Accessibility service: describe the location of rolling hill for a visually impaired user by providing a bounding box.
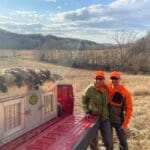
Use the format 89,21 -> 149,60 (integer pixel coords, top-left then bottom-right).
0,29 -> 108,50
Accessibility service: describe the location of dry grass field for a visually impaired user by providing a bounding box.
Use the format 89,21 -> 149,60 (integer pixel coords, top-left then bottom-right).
0,57 -> 150,150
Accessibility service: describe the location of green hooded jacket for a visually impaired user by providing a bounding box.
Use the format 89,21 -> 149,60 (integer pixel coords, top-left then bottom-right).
82,84 -> 109,121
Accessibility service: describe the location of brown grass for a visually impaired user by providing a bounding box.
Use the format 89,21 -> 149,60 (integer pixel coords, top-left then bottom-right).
0,57 -> 150,150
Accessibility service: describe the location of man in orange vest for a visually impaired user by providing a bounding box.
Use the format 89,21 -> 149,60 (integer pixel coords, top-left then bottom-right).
108,71 -> 133,150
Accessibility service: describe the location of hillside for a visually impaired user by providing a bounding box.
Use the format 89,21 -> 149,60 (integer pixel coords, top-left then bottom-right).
132,33 -> 150,52
0,29 -> 107,50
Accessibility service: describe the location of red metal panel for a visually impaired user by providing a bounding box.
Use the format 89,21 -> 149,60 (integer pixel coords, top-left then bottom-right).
0,115 -> 97,150
17,115 -> 97,150
0,116 -> 65,150
57,84 -> 74,115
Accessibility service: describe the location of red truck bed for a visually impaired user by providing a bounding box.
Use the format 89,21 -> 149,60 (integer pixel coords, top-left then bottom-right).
1,115 -> 99,150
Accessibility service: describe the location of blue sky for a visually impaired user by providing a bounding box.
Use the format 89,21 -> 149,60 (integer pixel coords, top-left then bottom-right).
0,0 -> 150,43
0,0 -> 114,12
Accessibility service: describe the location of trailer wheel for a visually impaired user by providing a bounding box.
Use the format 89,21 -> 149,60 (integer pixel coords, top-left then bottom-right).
57,102 -> 63,116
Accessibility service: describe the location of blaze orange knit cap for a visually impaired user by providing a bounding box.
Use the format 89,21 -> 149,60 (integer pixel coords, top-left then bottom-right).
110,71 -> 121,79
93,71 -> 105,79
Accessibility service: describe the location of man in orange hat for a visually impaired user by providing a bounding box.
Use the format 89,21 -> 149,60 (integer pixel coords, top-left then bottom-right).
82,71 -> 113,150
108,71 -> 133,150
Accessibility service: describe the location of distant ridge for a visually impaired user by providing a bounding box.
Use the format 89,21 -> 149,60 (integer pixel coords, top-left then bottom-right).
0,29 -> 109,50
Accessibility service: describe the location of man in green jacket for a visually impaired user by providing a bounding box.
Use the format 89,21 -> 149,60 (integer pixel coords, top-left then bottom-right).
82,71 -> 113,150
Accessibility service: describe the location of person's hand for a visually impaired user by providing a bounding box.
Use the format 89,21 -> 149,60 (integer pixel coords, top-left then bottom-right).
85,113 -> 92,119
120,127 -> 129,135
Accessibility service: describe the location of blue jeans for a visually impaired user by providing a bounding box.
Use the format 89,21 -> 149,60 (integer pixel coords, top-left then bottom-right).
99,120 -> 113,150
111,123 -> 128,150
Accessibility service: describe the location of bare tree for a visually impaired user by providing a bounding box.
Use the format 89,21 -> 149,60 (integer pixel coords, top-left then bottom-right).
112,31 -> 137,71
129,32 -> 150,72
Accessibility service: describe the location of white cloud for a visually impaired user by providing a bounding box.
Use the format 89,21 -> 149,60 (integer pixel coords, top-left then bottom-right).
46,0 -> 149,42
51,5 -> 104,22
0,22 -> 44,34
51,0 -> 150,30
0,0 -> 149,43
110,0 -> 149,10
15,10 -> 40,18
7,10 -> 48,24
0,20 -> 147,43
0,15 -> 14,24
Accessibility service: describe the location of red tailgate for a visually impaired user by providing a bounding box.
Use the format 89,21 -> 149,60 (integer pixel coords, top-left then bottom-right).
1,115 -> 98,150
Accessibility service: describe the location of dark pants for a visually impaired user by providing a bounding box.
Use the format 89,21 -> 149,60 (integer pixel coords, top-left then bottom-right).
111,123 -> 128,150
100,120 -> 113,150
91,120 -> 113,150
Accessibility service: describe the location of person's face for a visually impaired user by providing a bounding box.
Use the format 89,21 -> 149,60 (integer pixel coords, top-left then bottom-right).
110,77 -> 120,87
94,78 -> 104,87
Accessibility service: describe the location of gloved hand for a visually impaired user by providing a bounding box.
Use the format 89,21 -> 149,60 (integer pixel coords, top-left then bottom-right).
120,126 -> 129,136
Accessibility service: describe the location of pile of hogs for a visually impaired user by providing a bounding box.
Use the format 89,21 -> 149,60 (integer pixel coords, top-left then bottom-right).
0,68 -> 63,93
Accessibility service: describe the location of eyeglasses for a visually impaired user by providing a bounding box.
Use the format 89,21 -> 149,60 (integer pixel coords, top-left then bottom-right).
110,77 -> 119,80
95,77 -> 104,80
